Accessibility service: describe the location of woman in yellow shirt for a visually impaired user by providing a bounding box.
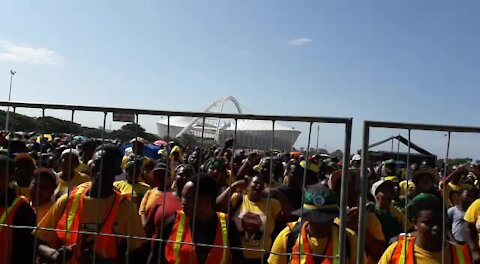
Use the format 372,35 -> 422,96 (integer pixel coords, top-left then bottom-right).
217,175 -> 282,262
379,193 -> 470,264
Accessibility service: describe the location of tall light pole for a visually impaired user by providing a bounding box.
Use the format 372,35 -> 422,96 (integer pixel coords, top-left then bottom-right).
5,70 -> 16,131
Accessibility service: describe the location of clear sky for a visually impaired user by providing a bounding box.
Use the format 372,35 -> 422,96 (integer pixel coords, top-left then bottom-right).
1,1 -> 479,159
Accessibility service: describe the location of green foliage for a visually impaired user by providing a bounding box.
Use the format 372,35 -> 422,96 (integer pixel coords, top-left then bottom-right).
0,110 -> 158,143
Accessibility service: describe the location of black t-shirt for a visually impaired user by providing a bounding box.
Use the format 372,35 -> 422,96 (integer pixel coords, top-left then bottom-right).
0,187 -> 36,263
158,211 -> 243,264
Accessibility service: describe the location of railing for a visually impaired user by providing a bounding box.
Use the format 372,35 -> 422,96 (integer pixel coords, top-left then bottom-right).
0,101 -> 353,264
358,120 -> 480,264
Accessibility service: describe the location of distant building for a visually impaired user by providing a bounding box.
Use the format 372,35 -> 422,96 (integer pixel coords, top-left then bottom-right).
157,96 -> 301,151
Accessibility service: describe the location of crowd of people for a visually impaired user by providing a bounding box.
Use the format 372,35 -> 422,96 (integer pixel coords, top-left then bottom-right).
1,132 -> 480,264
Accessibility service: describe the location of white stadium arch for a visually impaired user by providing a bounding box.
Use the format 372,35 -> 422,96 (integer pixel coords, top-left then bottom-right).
156,96 -> 300,151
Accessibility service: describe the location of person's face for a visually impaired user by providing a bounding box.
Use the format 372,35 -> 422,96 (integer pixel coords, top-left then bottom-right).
90,150 -> 121,185
127,165 -> 142,180
82,148 -> 95,162
461,189 -> 477,209
224,152 -> 232,163
260,160 -> 271,179
189,153 -> 199,166
151,168 -> 167,189
385,165 -> 396,176
14,160 -> 35,186
181,181 -> 211,218
247,176 -> 265,201
414,209 -> 442,240
287,164 -> 303,189
29,175 -> 55,206
60,154 -> 79,173
415,174 -> 435,192
175,167 -> 192,192
375,186 -> 394,209
231,159 -> 242,175
208,167 -> 224,183
351,160 -> 361,168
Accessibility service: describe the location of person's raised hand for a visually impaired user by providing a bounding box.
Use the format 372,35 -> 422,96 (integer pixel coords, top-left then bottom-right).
231,179 -> 248,192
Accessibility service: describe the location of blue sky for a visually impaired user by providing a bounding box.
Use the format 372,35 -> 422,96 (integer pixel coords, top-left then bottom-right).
1,1 -> 479,158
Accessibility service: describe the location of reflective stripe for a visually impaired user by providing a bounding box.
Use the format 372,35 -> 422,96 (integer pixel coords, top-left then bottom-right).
174,212 -> 186,264
399,236 -> 407,264
65,186 -> 84,240
0,196 -> 23,227
298,226 -> 306,264
453,244 -> 465,264
332,229 -> 339,264
391,235 -> 415,264
219,212 -> 228,264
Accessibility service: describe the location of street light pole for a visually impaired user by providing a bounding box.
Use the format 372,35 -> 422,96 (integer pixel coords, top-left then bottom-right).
5,70 -> 16,131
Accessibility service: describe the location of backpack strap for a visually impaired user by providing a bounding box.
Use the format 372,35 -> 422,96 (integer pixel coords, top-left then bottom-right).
286,222 -> 303,254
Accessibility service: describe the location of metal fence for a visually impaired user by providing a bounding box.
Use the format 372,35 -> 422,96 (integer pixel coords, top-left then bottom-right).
358,120 -> 480,264
0,101 -> 352,264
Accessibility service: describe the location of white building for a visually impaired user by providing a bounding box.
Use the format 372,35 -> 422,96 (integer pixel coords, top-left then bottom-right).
156,96 -> 301,151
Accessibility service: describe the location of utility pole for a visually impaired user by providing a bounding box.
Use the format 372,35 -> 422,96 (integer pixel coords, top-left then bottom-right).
5,70 -> 16,131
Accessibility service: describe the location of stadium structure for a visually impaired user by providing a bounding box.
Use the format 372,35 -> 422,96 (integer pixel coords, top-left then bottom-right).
156,96 -> 301,151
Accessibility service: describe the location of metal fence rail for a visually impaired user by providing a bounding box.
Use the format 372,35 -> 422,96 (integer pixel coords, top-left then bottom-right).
358,120 -> 480,264
0,101 -> 353,264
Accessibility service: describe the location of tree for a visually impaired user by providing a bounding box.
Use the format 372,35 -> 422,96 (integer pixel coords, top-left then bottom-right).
329,149 -> 344,159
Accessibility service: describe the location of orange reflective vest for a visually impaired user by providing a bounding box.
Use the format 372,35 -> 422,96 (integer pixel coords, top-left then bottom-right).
56,184 -> 122,260
0,196 -> 27,264
164,210 -> 229,264
391,234 -> 472,264
290,222 -> 339,264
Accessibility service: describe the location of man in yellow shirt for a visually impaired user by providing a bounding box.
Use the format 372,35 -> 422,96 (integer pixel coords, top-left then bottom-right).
268,184 -> 360,264
76,140 -> 97,173
367,179 -> 409,243
114,154 -> 151,207
54,149 -> 89,199
34,144 -> 147,263
379,193 -> 470,264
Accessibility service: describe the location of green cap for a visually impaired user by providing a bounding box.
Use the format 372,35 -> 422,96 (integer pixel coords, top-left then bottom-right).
291,184 -> 339,223
125,155 -> 144,170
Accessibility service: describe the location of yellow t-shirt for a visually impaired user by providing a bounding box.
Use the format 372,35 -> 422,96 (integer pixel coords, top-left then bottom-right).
444,182 -> 472,207
268,222 -> 359,264
54,171 -> 90,199
389,204 -> 412,232
464,198 -> 480,246
399,180 -> 415,198
139,188 -> 161,216
18,186 -> 31,199
33,183 -> 146,261
378,239 -> 452,264
113,180 -> 151,198
75,162 -> 88,174
334,211 -> 385,242
231,193 -> 281,259
121,155 -> 149,170
35,200 -> 54,224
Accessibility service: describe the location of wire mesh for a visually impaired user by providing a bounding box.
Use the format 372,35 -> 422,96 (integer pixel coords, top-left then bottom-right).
359,120 -> 480,264
0,101 -> 352,264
